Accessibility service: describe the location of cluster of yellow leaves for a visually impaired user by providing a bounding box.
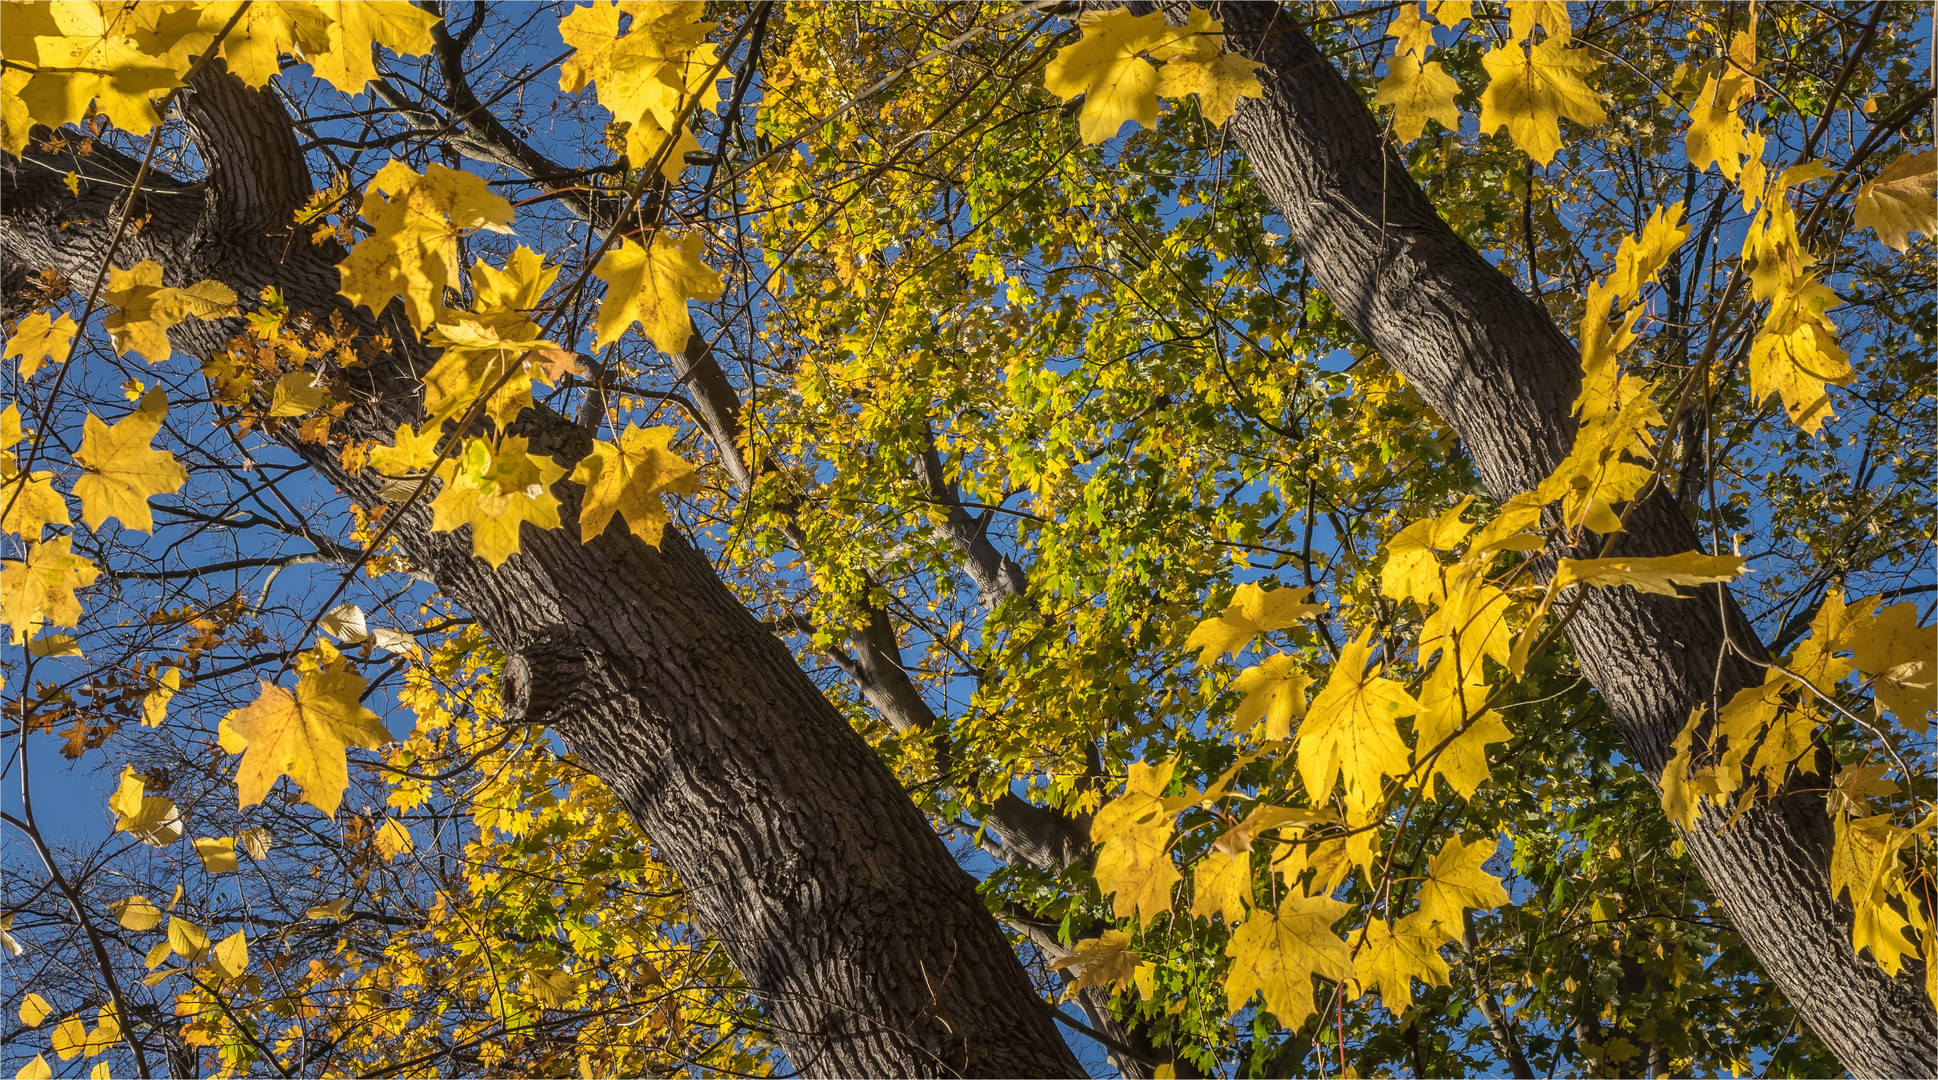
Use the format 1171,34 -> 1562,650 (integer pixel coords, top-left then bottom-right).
18,997 -> 121,1075
1,389 -> 189,654
338,161 -> 515,332
1086,744 -> 1511,1026
1659,589 -> 1935,1003
1042,8 -> 1264,145
1684,25 -> 1758,180
558,0 -> 723,178
422,246 -> 579,427
5,339 -> 201,659
1738,144 -> 1851,433
0,0 -> 438,157
330,161 -> 709,568
1364,1 -> 1604,159
1083,205 -> 1775,1029
1681,18 -> 1875,436
1372,1 -> 1471,143
1538,202 -> 1690,534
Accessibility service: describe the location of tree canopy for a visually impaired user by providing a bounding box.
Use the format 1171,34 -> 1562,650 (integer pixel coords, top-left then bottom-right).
2,2 -> 1933,1078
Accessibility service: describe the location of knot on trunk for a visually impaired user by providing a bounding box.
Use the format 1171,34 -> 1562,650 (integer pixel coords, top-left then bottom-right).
500,625 -> 593,726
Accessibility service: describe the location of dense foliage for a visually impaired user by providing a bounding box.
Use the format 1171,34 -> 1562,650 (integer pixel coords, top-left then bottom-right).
2,2 -> 1932,1077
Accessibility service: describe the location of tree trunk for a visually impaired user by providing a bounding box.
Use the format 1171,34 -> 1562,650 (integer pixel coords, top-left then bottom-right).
1203,4 -> 1934,1075
1,68 -> 1082,1079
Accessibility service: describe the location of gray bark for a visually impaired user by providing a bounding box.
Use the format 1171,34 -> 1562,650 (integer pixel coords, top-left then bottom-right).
1,68 -> 1082,1078
1202,4 -> 1935,1075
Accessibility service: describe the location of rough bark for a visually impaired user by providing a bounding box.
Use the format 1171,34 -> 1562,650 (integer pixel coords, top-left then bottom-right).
1,68 -> 1082,1078
1201,4 -> 1935,1075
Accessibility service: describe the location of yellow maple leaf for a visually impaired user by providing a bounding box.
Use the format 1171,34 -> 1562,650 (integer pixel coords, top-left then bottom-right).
223,661 -> 390,816
1352,912 -> 1453,1013
1155,50 -> 1264,127
1091,759 -> 1181,924
338,161 -> 514,331
1506,0 -> 1573,42
19,2 -> 184,140
424,247 -> 574,426
1232,654 -> 1310,742
1478,37 -> 1605,165
1747,280 -> 1852,435
1047,928 -> 1140,998
1374,56 -> 1461,143
111,894 -> 162,931
5,310 -> 77,379
1413,662 -> 1512,800
571,424 -> 701,545
1830,812 -> 1921,975
102,262 -> 239,364
1554,552 -> 1746,596
303,0 -> 440,94
72,389 -> 187,533
1298,629 -> 1417,812
193,1 -> 332,88
1185,582 -> 1324,663
1412,835 -> 1509,938
2,442 -> 71,542
1043,9 -> 1172,144
1224,890 -> 1353,1026
1850,601 -> 1935,729
1380,497 -> 1477,605
369,421 -> 444,476
429,436 -> 566,568
559,0 -> 721,177
1854,150 -> 1936,252
591,231 -> 723,354
1,535 -> 99,644
374,817 -> 413,860
1190,847 -> 1253,924
194,837 -> 238,873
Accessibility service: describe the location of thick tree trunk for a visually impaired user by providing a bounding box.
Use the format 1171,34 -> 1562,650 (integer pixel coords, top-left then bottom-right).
1,69 -> 1082,1079
1203,4 -> 1935,1075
